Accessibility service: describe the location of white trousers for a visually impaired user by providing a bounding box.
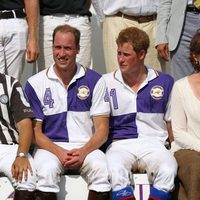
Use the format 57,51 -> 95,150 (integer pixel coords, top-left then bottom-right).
0,18 -> 28,80
103,15 -> 167,72
34,142 -> 111,193
0,144 -> 36,191
38,15 -> 92,71
106,138 -> 177,192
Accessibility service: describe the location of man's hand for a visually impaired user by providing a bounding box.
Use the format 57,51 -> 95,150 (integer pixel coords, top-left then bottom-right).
57,148 -> 74,166
11,157 -> 33,182
26,39 -> 39,63
62,148 -> 87,169
156,43 -> 169,61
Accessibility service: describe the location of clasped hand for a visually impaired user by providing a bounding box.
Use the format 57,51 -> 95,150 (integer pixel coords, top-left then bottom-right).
61,148 -> 86,169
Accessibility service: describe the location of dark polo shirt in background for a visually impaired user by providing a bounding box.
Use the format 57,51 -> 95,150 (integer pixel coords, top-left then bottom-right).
40,0 -> 92,16
0,0 -> 24,10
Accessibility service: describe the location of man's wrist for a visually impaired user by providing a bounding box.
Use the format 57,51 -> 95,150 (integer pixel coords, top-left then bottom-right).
16,152 -> 28,158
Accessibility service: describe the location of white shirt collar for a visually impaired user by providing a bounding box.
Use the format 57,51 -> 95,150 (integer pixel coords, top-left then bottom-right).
46,63 -> 86,83
113,67 -> 159,89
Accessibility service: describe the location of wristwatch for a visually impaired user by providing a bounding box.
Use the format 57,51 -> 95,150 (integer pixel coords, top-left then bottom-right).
16,152 -> 27,158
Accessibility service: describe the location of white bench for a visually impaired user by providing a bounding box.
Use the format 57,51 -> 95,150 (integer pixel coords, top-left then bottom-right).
0,173 -> 150,200
58,173 -> 151,200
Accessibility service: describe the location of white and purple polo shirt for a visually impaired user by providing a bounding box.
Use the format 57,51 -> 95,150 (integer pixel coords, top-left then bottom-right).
103,68 -> 174,143
25,64 -> 110,143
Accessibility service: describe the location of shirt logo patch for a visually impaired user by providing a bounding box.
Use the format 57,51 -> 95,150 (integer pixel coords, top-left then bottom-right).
77,85 -> 90,100
0,94 -> 8,104
150,86 -> 164,100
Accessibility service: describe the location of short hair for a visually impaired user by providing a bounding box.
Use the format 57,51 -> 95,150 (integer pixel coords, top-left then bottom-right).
52,24 -> 80,46
190,30 -> 200,73
116,27 -> 150,54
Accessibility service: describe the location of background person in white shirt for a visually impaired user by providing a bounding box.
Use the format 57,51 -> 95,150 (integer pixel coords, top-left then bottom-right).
101,0 -> 167,73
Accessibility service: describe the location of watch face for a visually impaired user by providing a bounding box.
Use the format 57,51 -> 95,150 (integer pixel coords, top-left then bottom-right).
17,153 -> 27,158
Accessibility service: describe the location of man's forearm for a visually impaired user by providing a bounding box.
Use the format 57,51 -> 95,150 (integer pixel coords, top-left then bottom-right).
17,119 -> 33,155
24,0 -> 39,41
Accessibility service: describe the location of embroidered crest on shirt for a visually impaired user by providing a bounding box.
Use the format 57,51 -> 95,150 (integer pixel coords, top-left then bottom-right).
0,94 -> 8,104
150,86 -> 164,100
77,85 -> 90,100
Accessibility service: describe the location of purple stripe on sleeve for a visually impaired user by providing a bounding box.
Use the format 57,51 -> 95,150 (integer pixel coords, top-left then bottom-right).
25,81 -> 44,120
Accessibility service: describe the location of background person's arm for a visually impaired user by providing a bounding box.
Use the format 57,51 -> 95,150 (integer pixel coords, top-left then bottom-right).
24,0 -> 39,62
155,0 -> 172,61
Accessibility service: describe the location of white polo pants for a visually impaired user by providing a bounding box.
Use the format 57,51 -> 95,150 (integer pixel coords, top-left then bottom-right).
106,138 -> 177,193
0,144 -> 36,191
34,142 -> 111,193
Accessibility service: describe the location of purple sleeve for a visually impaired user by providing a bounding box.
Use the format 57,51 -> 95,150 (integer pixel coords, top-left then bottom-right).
25,81 -> 44,121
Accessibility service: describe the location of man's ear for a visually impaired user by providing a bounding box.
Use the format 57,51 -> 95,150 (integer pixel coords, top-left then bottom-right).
77,45 -> 80,54
138,49 -> 146,60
